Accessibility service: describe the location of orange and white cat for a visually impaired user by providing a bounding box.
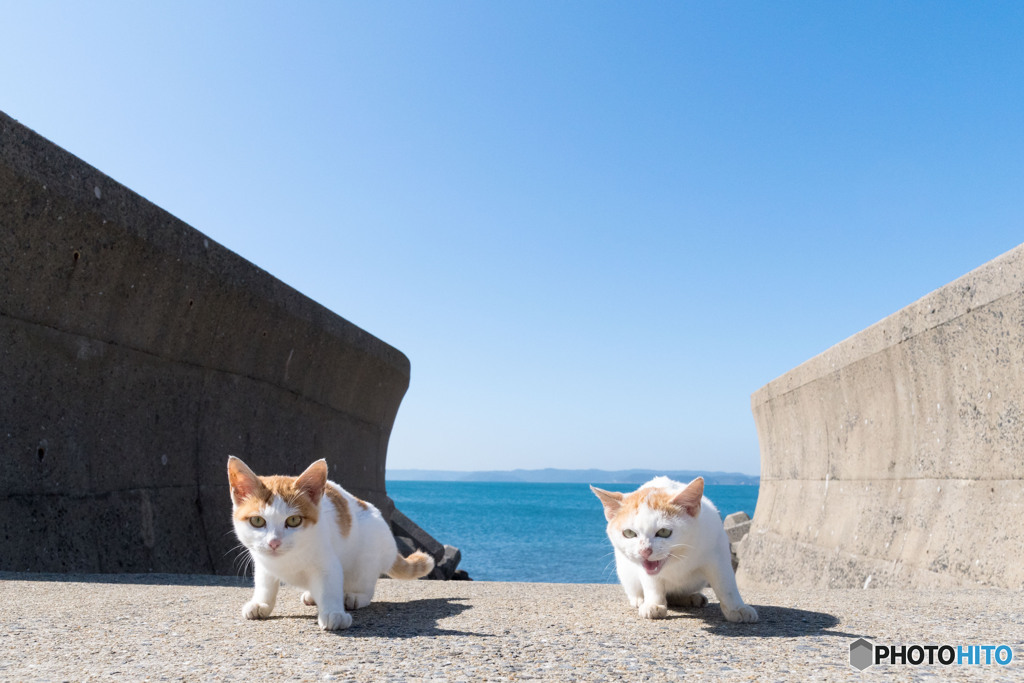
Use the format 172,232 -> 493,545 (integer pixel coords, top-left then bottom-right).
228,456 -> 434,630
591,476 -> 758,623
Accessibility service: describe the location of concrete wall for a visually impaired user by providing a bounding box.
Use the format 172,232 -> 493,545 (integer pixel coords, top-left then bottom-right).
0,111 -> 412,574
738,242 -> 1024,590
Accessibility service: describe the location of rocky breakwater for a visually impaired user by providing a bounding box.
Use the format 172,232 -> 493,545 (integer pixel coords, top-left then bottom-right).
391,509 -> 470,580
724,511 -> 752,571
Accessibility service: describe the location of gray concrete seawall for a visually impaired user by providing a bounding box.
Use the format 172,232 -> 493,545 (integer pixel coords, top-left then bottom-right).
739,242 -> 1024,590
0,111 -> 415,574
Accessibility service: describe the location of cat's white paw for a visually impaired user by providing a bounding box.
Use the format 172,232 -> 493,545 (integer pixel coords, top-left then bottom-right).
722,603 -> 759,623
628,595 -> 644,608
669,592 -> 708,608
318,610 -> 353,631
242,600 -> 273,620
638,602 -> 668,619
301,591 -> 316,606
344,593 -> 372,610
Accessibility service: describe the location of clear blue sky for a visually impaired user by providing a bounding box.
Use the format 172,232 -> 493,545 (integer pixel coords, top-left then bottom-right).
4,3 -> 1022,476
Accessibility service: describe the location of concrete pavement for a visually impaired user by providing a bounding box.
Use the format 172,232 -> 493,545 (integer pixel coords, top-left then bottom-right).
1,572 -> 1021,681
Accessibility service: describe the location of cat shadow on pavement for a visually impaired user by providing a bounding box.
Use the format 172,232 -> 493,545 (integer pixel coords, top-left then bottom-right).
669,603 -> 860,639
319,597 -> 485,639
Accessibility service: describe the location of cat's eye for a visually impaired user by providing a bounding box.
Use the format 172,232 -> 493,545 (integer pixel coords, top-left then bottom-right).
655,528 -> 672,538
248,516 -> 266,528
285,515 -> 303,528
622,529 -> 637,539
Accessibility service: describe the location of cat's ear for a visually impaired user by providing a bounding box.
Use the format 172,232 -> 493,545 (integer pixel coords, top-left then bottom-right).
295,459 -> 328,505
672,477 -> 704,517
227,456 -> 265,506
591,486 -> 625,522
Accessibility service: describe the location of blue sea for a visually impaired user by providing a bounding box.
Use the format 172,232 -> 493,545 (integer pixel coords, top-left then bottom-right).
387,481 -> 758,583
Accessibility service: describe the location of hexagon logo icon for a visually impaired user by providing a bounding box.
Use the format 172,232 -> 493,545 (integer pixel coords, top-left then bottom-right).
850,638 -> 874,670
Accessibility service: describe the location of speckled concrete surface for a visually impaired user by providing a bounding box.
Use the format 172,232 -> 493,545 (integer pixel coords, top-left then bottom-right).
1,573 -> 1021,681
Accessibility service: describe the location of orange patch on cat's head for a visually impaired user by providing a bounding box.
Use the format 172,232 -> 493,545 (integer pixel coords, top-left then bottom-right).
592,478 -> 704,527
227,456 -> 324,525
232,489 -> 272,522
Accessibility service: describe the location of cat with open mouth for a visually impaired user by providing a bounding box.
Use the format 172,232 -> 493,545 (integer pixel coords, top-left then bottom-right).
592,476 -> 758,623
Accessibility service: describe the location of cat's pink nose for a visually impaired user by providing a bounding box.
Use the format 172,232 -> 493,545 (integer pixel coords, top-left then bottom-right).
640,547 -> 652,559
268,538 -> 282,550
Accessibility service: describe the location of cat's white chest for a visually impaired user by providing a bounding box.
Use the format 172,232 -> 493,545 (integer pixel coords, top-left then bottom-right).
264,555 -> 311,586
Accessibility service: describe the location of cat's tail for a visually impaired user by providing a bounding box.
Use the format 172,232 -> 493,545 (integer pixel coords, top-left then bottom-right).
387,550 -> 435,580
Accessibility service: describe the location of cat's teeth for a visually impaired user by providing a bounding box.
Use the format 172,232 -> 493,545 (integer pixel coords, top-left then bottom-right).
642,559 -> 665,575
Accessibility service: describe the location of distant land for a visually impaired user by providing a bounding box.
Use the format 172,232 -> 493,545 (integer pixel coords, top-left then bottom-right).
386,468 -> 759,486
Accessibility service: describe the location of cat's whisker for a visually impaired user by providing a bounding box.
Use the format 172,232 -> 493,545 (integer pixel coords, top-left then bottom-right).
222,539 -> 256,578
594,549 -> 618,573
236,549 -> 252,570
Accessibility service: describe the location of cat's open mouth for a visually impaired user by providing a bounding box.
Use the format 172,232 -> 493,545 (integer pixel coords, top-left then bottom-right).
642,559 -> 665,575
